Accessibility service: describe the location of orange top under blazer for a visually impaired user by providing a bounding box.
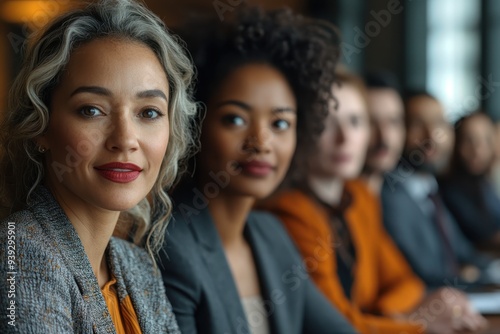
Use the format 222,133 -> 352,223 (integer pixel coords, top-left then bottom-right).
263,179 -> 426,334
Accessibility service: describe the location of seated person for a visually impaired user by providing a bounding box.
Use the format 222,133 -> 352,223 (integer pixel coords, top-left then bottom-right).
262,72 -> 486,334
440,111 -> 500,246
0,0 -> 195,332
158,8 -> 356,334
381,91 -> 499,288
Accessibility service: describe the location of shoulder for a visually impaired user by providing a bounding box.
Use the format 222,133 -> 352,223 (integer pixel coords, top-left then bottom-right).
260,189 -> 326,224
248,210 -> 287,236
0,211 -> 77,333
110,237 -> 157,273
158,212 -> 204,289
345,179 -> 378,206
247,210 -> 301,256
1,210 -> 68,273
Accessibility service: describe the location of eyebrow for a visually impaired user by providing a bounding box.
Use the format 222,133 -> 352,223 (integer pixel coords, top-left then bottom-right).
70,86 -> 168,102
137,89 -> 168,102
70,86 -> 111,97
215,100 -> 296,113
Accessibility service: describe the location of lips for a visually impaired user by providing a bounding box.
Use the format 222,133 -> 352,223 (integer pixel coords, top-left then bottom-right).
238,160 -> 275,177
331,154 -> 352,163
94,162 -> 142,183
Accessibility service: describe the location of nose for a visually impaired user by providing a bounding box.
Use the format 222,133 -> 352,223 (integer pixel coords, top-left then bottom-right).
334,123 -> 346,145
105,113 -> 139,153
243,121 -> 272,154
371,122 -> 383,146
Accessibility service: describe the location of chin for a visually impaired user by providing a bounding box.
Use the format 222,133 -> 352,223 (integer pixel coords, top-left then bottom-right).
230,182 -> 277,200
98,194 -> 147,212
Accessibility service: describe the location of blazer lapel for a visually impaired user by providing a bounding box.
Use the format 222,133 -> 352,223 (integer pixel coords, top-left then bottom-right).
244,213 -> 289,334
30,186 -> 115,334
188,207 -> 250,333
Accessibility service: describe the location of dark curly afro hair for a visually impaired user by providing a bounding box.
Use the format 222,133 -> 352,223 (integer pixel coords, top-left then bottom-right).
178,6 -> 341,184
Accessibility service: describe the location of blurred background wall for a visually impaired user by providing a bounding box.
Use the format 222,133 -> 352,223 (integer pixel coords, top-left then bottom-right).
1,0 -> 499,122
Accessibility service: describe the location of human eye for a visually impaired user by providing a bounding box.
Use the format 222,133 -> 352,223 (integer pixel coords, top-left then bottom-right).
350,114 -> 366,127
140,108 -> 165,120
272,119 -> 291,131
222,114 -> 246,127
78,106 -> 104,118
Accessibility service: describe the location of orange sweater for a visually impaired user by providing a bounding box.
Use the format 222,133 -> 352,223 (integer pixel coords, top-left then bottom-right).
263,180 -> 425,334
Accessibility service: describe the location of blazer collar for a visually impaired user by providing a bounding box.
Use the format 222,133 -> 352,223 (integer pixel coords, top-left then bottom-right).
180,203 -> 250,333
28,186 -> 115,333
244,214 -> 287,334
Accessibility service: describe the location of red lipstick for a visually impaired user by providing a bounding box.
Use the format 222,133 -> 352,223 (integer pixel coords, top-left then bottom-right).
94,162 -> 142,183
238,160 -> 275,177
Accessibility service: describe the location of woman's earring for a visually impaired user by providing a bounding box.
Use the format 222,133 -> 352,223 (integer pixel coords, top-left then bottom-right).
38,146 -> 47,153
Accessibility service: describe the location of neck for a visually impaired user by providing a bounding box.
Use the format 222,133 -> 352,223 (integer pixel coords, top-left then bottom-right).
50,187 -> 118,288
307,175 -> 344,206
206,191 -> 254,249
361,171 -> 384,195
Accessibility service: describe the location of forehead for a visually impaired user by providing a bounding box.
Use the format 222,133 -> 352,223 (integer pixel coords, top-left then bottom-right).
60,38 -> 169,90
331,83 -> 367,115
367,88 -> 403,118
406,95 -> 445,121
461,114 -> 494,134
210,63 -> 296,106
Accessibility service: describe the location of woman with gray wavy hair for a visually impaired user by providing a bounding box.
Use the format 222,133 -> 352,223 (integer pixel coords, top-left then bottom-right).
0,0 -> 196,333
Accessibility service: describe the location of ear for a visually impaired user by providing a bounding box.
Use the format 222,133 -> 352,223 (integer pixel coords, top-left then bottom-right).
34,134 -> 50,151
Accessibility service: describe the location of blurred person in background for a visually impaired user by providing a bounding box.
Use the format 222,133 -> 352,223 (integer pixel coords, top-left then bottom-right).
381,92 -> 500,289
439,112 -> 500,246
362,72 -> 405,195
492,120 -> 500,197
262,71 -> 486,334
159,8 -> 357,334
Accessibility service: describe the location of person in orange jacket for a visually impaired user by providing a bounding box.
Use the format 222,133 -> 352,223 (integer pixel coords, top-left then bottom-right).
261,70 -> 486,334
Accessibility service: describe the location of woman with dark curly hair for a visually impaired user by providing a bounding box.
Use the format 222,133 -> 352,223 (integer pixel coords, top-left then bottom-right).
158,7 -> 356,334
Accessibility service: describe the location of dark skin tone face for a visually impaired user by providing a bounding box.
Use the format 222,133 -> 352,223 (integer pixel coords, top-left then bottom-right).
198,63 -> 297,200
404,95 -> 454,173
196,63 -> 297,299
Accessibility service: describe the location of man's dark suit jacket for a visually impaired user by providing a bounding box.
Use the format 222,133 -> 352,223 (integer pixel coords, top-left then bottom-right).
381,176 -> 491,289
159,190 -> 357,334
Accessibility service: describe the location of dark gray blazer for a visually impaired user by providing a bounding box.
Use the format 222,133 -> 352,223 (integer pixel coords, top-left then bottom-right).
381,178 -> 492,289
0,186 -> 180,334
159,195 -> 357,334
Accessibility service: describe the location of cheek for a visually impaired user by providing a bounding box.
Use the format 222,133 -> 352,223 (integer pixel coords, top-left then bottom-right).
276,133 -> 296,168
46,124 -> 103,164
144,129 -> 170,169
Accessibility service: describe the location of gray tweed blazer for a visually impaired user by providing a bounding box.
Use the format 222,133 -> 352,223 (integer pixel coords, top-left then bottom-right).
0,186 -> 180,334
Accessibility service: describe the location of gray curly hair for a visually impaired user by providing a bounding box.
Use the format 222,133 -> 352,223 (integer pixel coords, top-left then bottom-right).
0,0 -> 198,256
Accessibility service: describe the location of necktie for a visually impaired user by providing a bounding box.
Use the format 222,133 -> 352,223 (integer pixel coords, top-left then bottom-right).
428,192 -> 459,276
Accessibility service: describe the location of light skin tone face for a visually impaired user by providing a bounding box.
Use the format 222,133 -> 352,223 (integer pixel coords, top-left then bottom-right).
365,88 -> 405,173
38,38 -> 170,215
495,123 -> 500,160
36,38 -> 170,285
457,114 -> 496,175
199,63 -> 297,200
309,82 -> 370,180
404,95 -> 454,173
